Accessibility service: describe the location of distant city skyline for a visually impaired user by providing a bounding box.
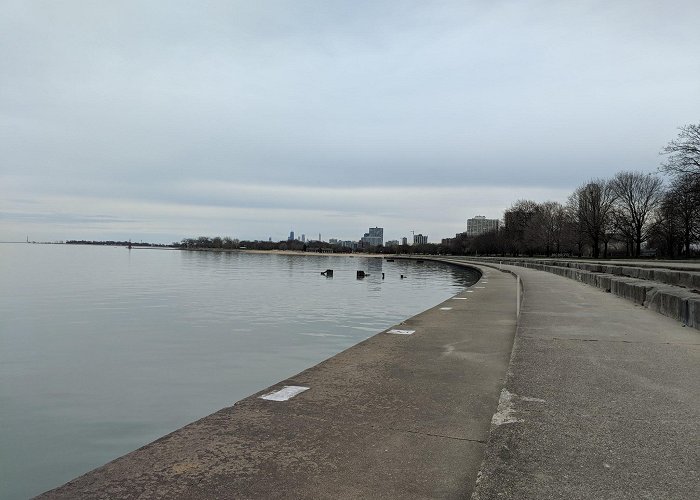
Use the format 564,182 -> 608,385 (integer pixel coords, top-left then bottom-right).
2,1 -> 699,244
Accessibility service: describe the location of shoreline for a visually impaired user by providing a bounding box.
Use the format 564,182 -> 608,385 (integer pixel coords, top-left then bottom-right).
32,257 -> 700,498
239,248 -> 386,258
39,261 -> 520,499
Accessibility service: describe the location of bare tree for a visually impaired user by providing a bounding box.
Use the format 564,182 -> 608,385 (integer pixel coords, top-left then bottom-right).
661,123 -> 700,176
563,199 -> 585,256
611,171 -> 664,257
611,206 -> 635,257
525,201 -> 567,256
550,202 -> 570,255
571,179 -> 617,258
503,199 -> 539,255
649,192 -> 681,258
667,173 -> 700,256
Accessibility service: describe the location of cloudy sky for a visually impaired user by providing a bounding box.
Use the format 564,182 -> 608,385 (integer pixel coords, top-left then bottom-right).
2,1 -> 699,243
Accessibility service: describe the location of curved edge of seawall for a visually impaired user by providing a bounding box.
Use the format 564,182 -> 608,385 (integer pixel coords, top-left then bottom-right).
37,262 -> 519,499
458,256 -> 700,330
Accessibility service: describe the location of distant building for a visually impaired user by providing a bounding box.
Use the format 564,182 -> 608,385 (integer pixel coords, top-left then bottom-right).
413,234 -> 428,245
443,232 -> 467,246
360,227 -> 384,247
288,231 -> 295,241
402,237 -> 408,246
466,216 -> 500,237
301,234 -> 306,243
329,238 -> 339,244
385,240 -> 399,246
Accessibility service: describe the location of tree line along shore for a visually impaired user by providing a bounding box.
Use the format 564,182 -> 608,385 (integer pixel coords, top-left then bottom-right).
177,124 -> 700,260
69,123 -> 699,260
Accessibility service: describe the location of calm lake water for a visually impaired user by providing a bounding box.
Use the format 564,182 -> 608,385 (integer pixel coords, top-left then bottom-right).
0,244 -> 478,499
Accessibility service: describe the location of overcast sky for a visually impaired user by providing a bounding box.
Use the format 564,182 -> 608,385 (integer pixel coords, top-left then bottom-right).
2,0 -> 699,243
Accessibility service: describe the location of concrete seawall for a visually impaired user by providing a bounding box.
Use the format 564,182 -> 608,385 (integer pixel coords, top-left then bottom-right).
445,257 -> 700,330
39,263 -> 519,499
36,256 -> 700,498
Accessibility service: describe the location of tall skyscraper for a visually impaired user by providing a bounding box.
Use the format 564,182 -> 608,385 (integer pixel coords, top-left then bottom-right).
288,231 -> 295,241
466,216 -> 500,237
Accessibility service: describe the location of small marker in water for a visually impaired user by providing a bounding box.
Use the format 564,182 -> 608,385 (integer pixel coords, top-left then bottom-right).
440,307 -> 452,311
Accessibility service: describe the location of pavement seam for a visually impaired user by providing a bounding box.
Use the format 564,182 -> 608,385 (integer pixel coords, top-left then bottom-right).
382,427 -> 487,444
520,335 -> 700,346
245,409 -> 489,445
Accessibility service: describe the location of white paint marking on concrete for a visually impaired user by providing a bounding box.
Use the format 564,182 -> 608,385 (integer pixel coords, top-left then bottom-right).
452,297 -> 468,300
439,307 -> 453,311
466,290 -> 474,293
388,329 -> 415,335
475,286 -> 486,289
521,396 -> 546,403
491,389 -> 523,426
260,386 -> 310,402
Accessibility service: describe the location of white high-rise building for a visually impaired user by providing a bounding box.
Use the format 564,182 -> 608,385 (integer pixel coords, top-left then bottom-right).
413,234 -> 428,245
360,227 -> 384,247
466,216 -> 500,237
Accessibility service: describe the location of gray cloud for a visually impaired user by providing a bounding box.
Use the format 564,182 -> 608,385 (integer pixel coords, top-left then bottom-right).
1,1 -> 699,242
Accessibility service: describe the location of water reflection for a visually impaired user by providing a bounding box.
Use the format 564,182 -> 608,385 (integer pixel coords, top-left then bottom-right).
0,245 -> 477,499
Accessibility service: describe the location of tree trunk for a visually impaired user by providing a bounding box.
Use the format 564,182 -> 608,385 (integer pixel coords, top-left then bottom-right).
636,228 -> 642,257
592,235 -> 600,258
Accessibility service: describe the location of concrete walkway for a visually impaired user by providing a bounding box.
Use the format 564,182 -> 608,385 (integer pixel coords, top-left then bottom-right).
472,264 -> 700,500
465,256 -> 700,271
39,265 -> 518,499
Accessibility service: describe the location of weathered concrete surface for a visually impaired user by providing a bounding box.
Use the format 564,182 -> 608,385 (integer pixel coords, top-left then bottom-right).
458,257 -> 700,330
38,265 -> 518,499
462,256 -> 700,290
471,265 -> 700,500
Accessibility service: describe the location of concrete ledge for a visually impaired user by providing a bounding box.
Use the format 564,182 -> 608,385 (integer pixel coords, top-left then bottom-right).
462,258 -> 700,331
687,297 -> 700,328
466,257 -> 700,290
646,287 -> 700,328
609,277 -> 653,305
